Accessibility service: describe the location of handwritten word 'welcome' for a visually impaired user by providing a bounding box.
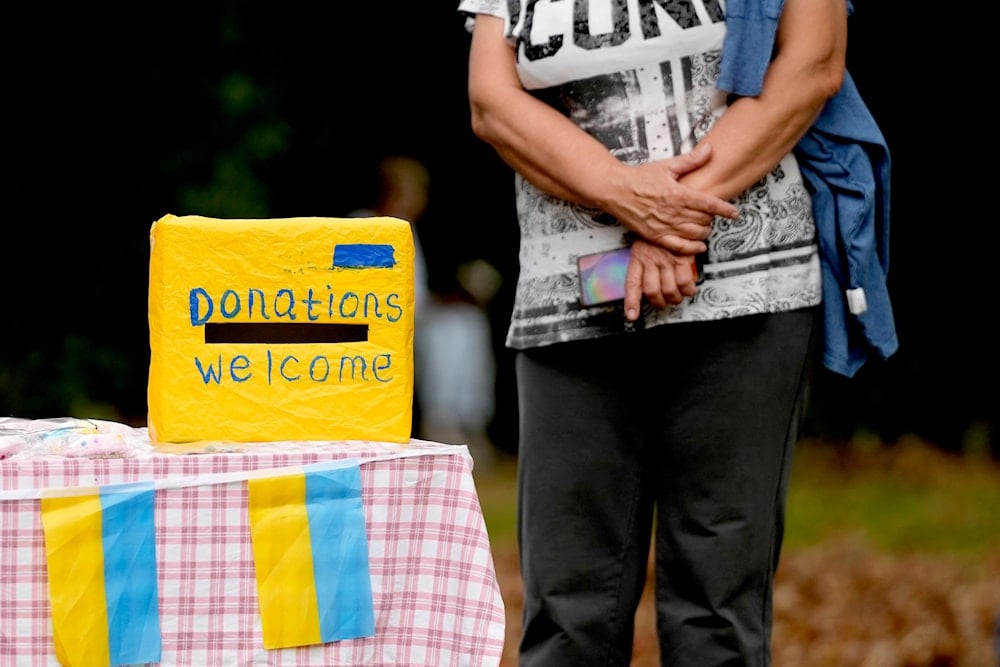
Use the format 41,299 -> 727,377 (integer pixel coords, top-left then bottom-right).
194,350 -> 393,385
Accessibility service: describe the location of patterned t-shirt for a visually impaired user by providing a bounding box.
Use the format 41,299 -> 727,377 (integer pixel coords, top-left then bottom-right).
459,0 -> 822,349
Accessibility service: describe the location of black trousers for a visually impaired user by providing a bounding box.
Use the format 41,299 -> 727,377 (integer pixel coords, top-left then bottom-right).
515,308 -> 819,666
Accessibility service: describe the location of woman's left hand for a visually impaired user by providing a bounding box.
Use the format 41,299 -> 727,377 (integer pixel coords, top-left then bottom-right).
623,239 -> 699,321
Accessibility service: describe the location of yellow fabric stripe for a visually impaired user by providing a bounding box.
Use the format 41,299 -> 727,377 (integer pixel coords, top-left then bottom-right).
248,473 -> 321,648
40,494 -> 111,667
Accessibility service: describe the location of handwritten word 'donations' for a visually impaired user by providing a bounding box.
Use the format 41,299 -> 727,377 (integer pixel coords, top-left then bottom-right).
189,286 -> 405,325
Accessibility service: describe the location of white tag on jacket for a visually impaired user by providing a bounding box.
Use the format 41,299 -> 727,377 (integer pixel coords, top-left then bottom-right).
846,288 -> 868,315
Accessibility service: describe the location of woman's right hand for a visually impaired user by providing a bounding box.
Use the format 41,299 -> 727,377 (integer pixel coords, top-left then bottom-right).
597,144 -> 739,255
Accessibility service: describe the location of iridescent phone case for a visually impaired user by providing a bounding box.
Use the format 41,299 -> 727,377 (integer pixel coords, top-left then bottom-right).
577,247 -> 630,306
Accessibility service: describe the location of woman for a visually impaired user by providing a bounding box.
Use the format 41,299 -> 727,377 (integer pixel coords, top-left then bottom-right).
460,0 -> 849,664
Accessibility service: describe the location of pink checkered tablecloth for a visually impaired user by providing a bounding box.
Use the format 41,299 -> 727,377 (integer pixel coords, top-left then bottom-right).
0,423 -> 505,667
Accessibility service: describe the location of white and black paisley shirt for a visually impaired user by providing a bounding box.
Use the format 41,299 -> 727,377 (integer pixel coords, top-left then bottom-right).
459,0 -> 821,349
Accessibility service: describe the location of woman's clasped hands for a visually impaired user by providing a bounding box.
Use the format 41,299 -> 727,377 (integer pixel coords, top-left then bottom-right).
602,143 -> 738,321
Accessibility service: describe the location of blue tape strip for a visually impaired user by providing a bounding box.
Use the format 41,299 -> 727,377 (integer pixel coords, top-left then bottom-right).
332,244 -> 396,268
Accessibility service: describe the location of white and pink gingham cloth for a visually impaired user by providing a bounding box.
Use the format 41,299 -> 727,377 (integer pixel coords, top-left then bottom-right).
0,425 -> 505,666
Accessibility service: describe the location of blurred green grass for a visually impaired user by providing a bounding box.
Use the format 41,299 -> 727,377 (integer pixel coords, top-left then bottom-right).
783,437 -> 1000,559
474,437 -> 1000,561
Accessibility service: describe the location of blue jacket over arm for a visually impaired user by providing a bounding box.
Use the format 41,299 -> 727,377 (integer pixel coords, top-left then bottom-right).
718,0 -> 898,378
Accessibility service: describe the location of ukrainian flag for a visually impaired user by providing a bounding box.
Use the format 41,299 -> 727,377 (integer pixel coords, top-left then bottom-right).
40,482 -> 161,667
248,461 -> 375,649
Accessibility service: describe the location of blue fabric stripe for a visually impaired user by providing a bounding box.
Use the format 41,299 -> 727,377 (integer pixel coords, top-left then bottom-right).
332,244 -> 396,268
305,466 -> 375,642
100,482 -> 162,666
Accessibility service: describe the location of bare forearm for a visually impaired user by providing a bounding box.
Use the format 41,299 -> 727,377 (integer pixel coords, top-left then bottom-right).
468,75 -> 622,207
682,0 -> 847,199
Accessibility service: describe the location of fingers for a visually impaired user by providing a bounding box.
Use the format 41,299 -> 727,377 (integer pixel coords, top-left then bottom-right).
679,187 -> 738,220
662,145 -> 740,220
649,264 -> 682,308
702,196 -> 739,220
666,143 -> 713,177
623,242 -> 700,321
659,183 -> 737,223
654,233 -> 707,256
624,259 -> 643,321
673,258 -> 698,297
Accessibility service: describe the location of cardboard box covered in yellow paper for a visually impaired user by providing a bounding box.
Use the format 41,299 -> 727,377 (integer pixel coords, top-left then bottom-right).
147,214 -> 415,443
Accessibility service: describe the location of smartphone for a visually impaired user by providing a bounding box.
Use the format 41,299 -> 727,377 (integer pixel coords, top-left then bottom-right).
577,247 -> 631,306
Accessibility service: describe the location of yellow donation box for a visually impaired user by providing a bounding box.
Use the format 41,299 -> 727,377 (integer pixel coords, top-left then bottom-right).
147,214 -> 415,444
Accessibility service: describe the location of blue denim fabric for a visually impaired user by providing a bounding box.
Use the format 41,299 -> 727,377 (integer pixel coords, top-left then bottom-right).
719,0 -> 898,377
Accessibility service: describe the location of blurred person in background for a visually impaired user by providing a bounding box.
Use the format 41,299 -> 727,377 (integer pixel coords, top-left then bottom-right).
459,0 -> 891,664
348,155 -> 500,468
348,155 -> 432,314
348,155 -> 432,436
417,257 -> 501,470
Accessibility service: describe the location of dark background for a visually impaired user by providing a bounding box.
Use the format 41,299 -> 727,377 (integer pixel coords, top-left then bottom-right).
2,3 -> 994,457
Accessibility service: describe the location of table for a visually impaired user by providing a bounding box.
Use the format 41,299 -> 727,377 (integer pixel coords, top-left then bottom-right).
0,419 -> 505,666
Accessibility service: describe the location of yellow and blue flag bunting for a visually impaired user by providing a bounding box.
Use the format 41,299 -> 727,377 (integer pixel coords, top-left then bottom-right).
40,481 -> 161,667
248,460 -> 375,649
